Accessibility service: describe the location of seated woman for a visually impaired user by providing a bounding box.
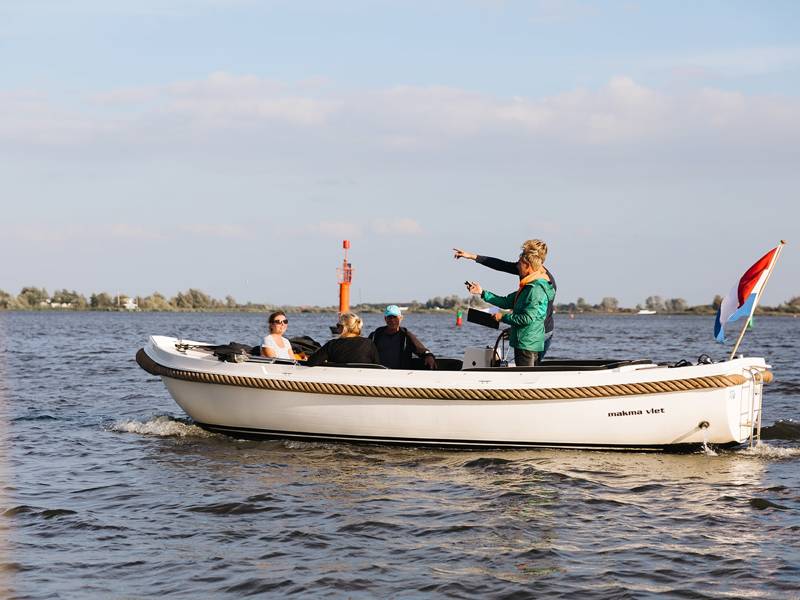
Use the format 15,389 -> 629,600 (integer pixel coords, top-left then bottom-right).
306,312 -> 381,366
261,311 -> 294,360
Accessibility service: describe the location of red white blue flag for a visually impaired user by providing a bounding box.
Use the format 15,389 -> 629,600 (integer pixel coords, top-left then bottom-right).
714,244 -> 782,342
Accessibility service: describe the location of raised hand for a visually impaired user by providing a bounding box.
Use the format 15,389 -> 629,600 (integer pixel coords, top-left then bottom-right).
465,281 -> 482,295
453,248 -> 477,260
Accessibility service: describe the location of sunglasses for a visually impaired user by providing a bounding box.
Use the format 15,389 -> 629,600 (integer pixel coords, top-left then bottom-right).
271,319 -> 289,325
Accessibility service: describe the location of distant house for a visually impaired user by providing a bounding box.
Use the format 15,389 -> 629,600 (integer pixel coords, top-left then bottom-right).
123,298 -> 138,311
41,300 -> 73,309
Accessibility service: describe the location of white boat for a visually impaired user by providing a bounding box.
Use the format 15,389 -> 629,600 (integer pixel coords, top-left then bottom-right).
637,309 -> 657,315
136,335 -> 773,451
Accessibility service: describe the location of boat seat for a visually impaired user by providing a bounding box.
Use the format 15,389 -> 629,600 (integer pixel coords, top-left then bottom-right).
433,358 -> 463,371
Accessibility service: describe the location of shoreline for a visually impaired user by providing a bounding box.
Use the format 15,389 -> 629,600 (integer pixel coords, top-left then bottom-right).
1,308 -> 797,317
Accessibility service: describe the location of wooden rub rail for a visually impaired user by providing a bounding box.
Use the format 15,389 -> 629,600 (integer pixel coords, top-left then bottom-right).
136,349 -> 768,402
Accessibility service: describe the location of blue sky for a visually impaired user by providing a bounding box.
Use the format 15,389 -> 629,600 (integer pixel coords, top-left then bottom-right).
1,0 -> 798,307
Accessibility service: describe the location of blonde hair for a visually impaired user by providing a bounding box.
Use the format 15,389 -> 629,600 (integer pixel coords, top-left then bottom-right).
520,249 -> 544,272
338,312 -> 363,337
521,239 -> 547,263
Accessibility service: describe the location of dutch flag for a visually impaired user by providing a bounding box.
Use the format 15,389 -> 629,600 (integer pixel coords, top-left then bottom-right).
714,244 -> 783,343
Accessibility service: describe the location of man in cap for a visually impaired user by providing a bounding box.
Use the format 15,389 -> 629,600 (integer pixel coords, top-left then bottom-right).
368,305 -> 437,370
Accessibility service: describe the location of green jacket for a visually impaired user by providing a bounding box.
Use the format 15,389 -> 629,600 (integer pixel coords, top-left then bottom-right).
482,279 -> 556,352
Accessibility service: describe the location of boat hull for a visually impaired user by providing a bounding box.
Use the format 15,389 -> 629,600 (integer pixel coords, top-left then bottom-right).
138,336 -> 770,451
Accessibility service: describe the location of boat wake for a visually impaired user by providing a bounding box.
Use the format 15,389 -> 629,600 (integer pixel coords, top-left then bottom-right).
737,443 -> 800,459
281,439 -> 347,451
110,415 -> 215,438
700,442 -> 718,457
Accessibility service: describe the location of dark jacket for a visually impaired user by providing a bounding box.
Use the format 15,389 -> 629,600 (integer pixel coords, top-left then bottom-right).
476,255 -> 557,337
368,326 -> 433,369
306,336 -> 380,366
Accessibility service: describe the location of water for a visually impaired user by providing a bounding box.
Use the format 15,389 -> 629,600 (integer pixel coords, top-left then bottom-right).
2,311 -> 800,598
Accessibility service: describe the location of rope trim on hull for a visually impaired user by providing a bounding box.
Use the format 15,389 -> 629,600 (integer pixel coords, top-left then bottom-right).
136,348 -> 762,402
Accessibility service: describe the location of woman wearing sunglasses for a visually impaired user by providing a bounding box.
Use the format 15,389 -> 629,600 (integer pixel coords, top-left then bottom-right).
262,311 -> 294,359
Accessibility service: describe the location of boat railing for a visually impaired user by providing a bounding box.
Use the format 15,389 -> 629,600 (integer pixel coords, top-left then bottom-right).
465,359 -> 655,372
319,362 -> 389,369
245,355 -> 299,366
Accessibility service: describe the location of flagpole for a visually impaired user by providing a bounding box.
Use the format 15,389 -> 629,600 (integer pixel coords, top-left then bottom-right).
729,240 -> 786,360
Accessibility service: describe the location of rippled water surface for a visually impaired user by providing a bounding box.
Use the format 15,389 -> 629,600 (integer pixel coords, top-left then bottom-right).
2,311 -> 799,598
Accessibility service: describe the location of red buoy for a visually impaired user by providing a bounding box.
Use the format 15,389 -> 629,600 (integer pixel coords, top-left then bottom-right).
337,240 -> 353,315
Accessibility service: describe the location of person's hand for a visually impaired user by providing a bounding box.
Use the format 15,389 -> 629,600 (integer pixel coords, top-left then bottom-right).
466,281 -> 482,295
453,248 -> 477,261
493,312 -> 504,322
424,354 -> 437,370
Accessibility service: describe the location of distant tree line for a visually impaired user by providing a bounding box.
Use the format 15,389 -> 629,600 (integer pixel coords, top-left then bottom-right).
1,286 -> 799,314
554,294 -> 800,315
0,287 -> 271,312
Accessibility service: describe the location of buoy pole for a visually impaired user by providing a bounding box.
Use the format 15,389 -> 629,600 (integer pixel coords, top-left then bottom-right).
337,240 -> 353,315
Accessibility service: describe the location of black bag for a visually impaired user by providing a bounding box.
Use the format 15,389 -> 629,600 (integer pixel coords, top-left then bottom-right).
208,342 -> 254,363
289,336 -> 321,355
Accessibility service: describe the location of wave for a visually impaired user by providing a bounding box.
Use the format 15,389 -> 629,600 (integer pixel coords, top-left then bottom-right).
281,440 -> 345,451
761,419 -> 800,440
749,498 -> 788,510
187,501 -> 277,515
109,415 -> 215,438
3,505 -> 77,519
462,457 -> 514,469
11,414 -> 58,423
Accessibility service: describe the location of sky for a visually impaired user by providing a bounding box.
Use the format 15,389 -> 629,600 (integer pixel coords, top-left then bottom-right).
1,0 -> 798,307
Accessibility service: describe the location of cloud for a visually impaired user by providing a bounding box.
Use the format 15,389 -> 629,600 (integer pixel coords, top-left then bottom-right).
8,224 -> 84,244
298,221 -> 362,239
288,219 -> 423,239
315,177 -> 357,187
3,224 -> 145,243
682,46 -> 800,78
4,0 -> 260,19
370,218 -> 424,236
163,72 -> 338,126
527,0 -> 600,24
0,90 -> 112,146
2,223 -> 249,243
91,86 -> 160,106
109,224 -> 165,240
2,73 -> 799,170
179,224 -> 253,238
526,221 -> 561,235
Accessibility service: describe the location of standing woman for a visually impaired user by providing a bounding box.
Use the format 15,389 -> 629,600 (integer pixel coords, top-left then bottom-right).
454,239 -> 557,358
306,313 -> 380,366
466,248 -> 555,367
262,311 -> 294,359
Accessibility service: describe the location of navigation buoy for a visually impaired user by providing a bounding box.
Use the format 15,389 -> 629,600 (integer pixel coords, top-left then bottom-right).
331,240 -> 355,334
337,239 -> 353,315
456,308 -> 463,327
